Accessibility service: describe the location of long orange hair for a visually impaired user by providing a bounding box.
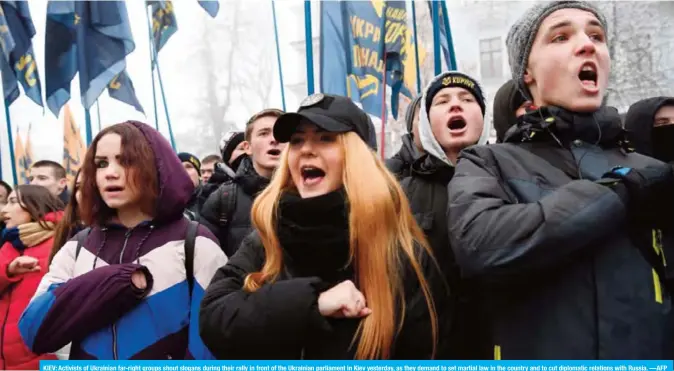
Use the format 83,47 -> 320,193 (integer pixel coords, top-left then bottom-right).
244,132 -> 437,359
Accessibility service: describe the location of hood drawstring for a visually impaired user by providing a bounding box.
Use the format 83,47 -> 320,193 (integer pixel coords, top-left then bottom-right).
134,225 -> 156,264
91,225 -> 156,269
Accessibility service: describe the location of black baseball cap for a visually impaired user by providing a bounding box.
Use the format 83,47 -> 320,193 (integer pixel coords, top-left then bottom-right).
274,94 -> 376,149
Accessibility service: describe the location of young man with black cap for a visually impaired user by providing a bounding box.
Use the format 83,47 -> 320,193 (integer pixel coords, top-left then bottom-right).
386,96 -> 423,179
401,71 -> 491,359
178,152 -> 201,220
199,109 -> 286,256
195,131 -> 248,212
178,152 -> 201,187
448,1 -> 674,359
220,131 -> 247,173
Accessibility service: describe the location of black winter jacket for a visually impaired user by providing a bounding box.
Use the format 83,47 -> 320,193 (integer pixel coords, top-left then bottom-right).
199,156 -> 269,256
199,191 -> 445,359
401,154 -> 488,359
624,97 -> 674,359
448,106 -> 673,359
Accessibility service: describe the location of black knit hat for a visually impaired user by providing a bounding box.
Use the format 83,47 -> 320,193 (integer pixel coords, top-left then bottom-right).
424,71 -> 486,116
493,79 -> 528,143
178,152 -> 201,176
219,131 -> 245,164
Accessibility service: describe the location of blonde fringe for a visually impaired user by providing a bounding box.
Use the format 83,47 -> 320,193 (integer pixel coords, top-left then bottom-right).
244,132 -> 437,359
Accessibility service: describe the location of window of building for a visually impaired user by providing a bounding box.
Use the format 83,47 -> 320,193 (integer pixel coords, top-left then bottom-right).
480,37 -> 503,79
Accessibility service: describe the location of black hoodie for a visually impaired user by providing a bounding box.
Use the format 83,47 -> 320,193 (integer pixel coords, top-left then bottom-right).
625,97 -> 674,163
625,97 -> 674,358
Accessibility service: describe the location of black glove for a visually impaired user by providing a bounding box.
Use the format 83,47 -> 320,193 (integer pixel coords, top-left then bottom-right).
600,165 -> 674,228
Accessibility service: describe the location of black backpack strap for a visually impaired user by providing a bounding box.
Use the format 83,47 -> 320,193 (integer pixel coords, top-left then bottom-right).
218,182 -> 238,233
185,221 -> 199,296
74,227 -> 92,259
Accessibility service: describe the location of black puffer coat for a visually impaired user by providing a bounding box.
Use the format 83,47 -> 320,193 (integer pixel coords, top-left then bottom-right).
448,106 -> 673,359
199,156 -> 269,256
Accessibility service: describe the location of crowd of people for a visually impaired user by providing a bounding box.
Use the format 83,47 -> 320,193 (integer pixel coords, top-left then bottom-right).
0,0 -> 670,366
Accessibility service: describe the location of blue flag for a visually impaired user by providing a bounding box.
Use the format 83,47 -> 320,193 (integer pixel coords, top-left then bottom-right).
0,1 -> 43,107
428,0 -> 456,70
147,0 -> 177,55
108,70 -> 144,113
198,0 -> 219,17
320,1 -> 417,119
45,1 -> 143,116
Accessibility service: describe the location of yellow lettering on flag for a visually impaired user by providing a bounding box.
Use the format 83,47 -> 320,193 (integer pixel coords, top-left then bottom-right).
62,104 -> 87,185
370,0 -> 384,18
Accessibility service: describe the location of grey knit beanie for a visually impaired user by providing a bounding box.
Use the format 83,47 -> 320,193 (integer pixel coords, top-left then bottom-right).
506,1 -> 608,100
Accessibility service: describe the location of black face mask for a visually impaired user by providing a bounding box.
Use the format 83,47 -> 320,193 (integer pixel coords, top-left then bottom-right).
652,125 -> 674,163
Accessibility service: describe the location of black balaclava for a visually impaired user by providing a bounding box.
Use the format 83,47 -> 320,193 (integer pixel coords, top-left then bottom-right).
625,97 -> 674,162
653,125 -> 674,163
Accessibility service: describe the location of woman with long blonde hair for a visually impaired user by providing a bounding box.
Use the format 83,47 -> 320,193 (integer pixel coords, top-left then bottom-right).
200,94 -> 447,360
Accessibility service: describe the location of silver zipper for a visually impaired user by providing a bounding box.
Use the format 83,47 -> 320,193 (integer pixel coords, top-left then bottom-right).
119,230 -> 132,264
112,324 -> 118,360
113,230 -> 131,359
300,347 -> 305,359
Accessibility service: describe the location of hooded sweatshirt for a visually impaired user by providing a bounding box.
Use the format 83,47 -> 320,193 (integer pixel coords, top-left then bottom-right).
417,74 -> 492,166
624,97 -> 674,358
401,72 -> 493,359
19,121 -> 228,360
625,97 -> 674,163
492,79 -> 527,143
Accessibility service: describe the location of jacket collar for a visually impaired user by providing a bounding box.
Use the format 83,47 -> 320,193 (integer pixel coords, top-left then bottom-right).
505,105 -> 628,149
410,153 -> 455,184
235,155 -> 270,196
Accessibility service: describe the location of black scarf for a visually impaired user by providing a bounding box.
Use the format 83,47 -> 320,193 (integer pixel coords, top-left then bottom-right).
277,190 -> 351,283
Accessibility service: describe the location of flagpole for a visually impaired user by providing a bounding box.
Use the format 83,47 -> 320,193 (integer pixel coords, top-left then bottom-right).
411,0 -> 422,93
440,0 -> 457,70
380,52 -> 388,161
85,109 -> 93,145
3,102 -> 17,185
145,6 -> 160,132
304,0 -> 315,95
431,1 -> 441,75
96,99 -> 102,133
156,65 -> 176,151
271,0 -> 286,111
145,6 -> 175,151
